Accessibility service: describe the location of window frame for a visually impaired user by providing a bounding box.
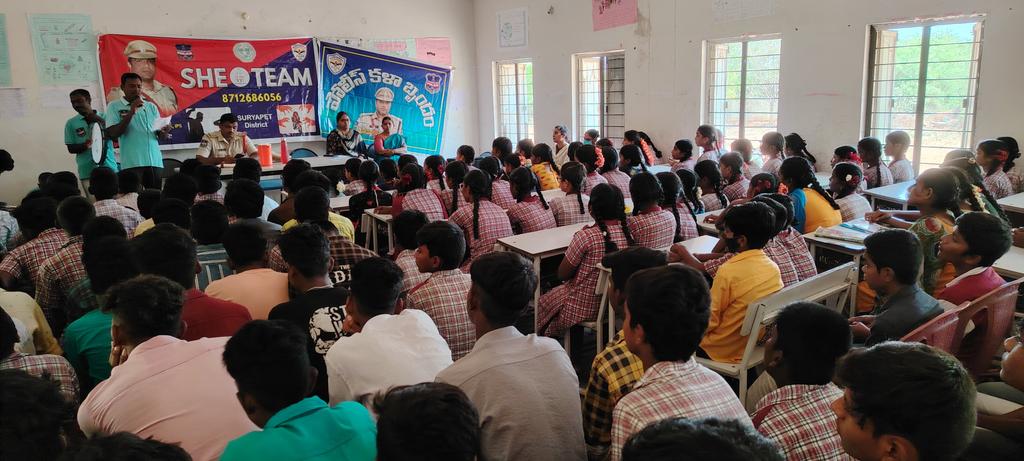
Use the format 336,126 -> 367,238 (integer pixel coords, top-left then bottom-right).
493,59 -> 535,142
702,33 -> 783,147
571,50 -> 626,144
863,15 -> 986,173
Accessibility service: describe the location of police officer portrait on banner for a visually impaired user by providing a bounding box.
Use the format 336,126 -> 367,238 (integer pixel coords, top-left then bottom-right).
105,39 -> 179,117
196,113 -> 258,165
356,87 -> 403,138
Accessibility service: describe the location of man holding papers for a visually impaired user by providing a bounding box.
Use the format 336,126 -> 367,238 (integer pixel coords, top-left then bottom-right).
106,72 -> 171,188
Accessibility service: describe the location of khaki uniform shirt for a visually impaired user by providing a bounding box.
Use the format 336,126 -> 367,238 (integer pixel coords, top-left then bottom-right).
356,112 -> 403,137
106,80 -> 179,117
197,131 -> 257,159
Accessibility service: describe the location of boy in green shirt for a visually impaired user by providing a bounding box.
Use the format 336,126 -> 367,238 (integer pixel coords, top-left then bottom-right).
221,320 -> 376,461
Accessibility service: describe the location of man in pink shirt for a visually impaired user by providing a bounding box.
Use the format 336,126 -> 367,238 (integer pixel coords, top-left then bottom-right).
206,223 -> 290,319
78,274 -> 257,461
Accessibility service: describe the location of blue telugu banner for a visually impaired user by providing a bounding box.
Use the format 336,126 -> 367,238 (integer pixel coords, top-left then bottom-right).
318,40 -> 450,155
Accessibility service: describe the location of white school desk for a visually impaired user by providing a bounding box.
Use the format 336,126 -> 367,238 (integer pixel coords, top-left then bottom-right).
862,180 -> 914,210
495,222 -> 589,331
541,189 -> 566,201
994,246 -> 1024,280
815,172 -> 831,186
695,209 -> 723,236
649,164 -> 671,174
998,192 -> 1024,214
361,210 -> 394,255
802,219 -> 877,313
329,195 -> 351,213
218,155 -> 352,178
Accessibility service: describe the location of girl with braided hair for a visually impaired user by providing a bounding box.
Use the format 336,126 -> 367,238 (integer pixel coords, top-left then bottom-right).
550,162 -> 592,226
576,144 -> 608,195
858,137 -> 893,189
943,153 -> 1009,222
656,171 -> 699,242
759,132 -> 785,178
675,168 -> 705,215
389,163 -> 447,221
536,183 -> 633,338
867,168 -> 962,296
695,124 -> 723,163
626,172 -> 676,249
345,160 -> 393,246
719,152 -> 750,202
507,167 -> 556,234
440,161 -> 469,215
695,160 -> 729,212
599,146 -> 631,199
998,136 -> 1022,192
974,139 -> 1014,199
449,170 -> 512,272
423,155 -> 446,192
785,133 -> 819,170
779,157 -> 841,233
619,144 -> 649,177
829,162 -> 872,222
477,157 -> 516,209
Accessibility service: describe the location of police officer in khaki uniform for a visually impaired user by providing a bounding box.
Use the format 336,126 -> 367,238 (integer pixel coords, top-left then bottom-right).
196,113 -> 257,165
105,40 -> 179,117
356,87 -> 403,138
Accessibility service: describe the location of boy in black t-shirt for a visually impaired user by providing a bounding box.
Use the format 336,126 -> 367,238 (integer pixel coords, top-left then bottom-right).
268,223 -> 347,401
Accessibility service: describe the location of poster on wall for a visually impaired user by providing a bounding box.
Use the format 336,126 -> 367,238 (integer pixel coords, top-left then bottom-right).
497,8 -> 528,48
29,14 -> 98,84
0,15 -> 11,86
593,0 -> 638,31
98,34 -> 320,149
318,40 -> 450,156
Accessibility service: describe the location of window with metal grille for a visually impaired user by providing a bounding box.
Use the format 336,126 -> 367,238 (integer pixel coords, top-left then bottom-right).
574,52 -> 625,145
705,36 -> 782,148
494,60 -> 534,141
865,17 -> 984,172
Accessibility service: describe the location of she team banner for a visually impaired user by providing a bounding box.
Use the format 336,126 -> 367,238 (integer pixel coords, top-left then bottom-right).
318,40 -> 451,155
97,34 -> 321,149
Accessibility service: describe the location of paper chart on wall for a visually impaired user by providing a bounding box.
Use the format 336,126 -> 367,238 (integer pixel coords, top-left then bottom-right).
0,88 -> 28,118
322,37 -> 452,67
497,8 -> 528,48
711,0 -> 776,23
28,14 -> 98,84
593,0 -> 638,32
0,15 -> 12,87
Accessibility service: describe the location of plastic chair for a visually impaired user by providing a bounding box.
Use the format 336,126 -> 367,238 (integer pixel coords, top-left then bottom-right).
900,307 -> 963,353
290,148 -> 318,158
696,262 -> 858,404
950,278 -> 1023,378
161,158 -> 183,178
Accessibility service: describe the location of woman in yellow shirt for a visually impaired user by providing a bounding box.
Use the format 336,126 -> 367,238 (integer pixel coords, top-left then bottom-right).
779,157 -> 842,233
530,143 -> 561,191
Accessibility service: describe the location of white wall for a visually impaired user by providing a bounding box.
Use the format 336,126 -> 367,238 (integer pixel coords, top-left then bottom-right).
473,0 -> 1023,164
0,0 -> 479,204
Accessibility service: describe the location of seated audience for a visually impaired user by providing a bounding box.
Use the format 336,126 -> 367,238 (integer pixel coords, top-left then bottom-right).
346,160 -> 394,245
695,159 -> 728,212
191,200 -> 233,290
280,170 -> 356,240
115,169 -> 142,211
550,162 -> 592,226
751,302 -> 852,460
62,216 -> 126,321
655,171 -> 699,242
0,369 -> 78,460
89,166 -> 143,235
582,247 -> 666,459
392,210 -> 430,292
0,198 -> 66,294
970,325 -> 1024,458
60,432 -> 191,461
610,265 -> 751,460
626,172 -> 676,249
885,130 -> 915,183
507,166 -> 557,234
78,275 -> 257,461
35,196 -> 94,333
404,221 -> 476,360
224,179 -> 282,242
849,229 -> 942,346
437,252 -> 586,460
975,139 -> 1014,199
859,137 -> 894,188
132,223 -> 251,339
780,157 -> 842,233
1,309 -> 78,403
269,159 -> 312,224
132,188 -> 161,236
268,224 -> 348,401
374,382 -> 481,461
231,157 -> 279,220
937,211 -> 1012,305
63,235 -> 137,393
151,198 -> 192,230
831,342 -> 976,461
0,286 -> 60,355
325,257 -> 452,404
389,164 -> 448,221
622,417 -> 783,461
720,152 -> 751,202
220,320 -> 376,461
477,157 -> 516,209
205,223 -> 289,320
192,164 -> 225,203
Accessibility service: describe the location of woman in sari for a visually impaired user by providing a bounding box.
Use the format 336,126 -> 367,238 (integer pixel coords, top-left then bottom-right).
370,116 -> 407,163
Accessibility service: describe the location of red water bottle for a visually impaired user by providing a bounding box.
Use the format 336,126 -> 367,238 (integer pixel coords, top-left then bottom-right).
279,137 -> 290,163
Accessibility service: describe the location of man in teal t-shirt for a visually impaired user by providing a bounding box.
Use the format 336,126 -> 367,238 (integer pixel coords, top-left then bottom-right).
221,320 -> 376,461
61,280 -> 113,394
65,88 -> 119,191
105,72 -> 170,189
